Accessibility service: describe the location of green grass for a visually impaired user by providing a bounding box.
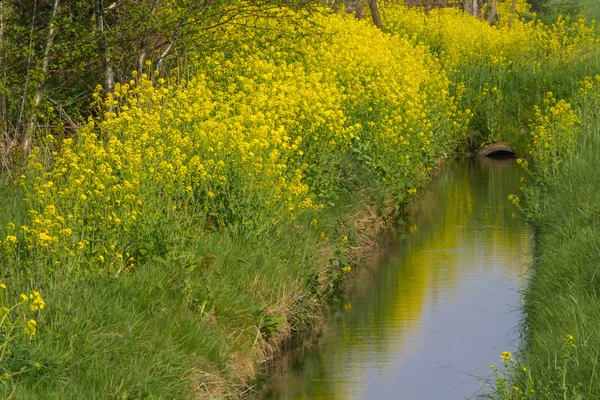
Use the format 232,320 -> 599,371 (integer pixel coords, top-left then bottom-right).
0,157 -> 395,399
547,0 -> 600,20
486,128 -> 600,399
0,180 -> 25,234
579,0 -> 600,20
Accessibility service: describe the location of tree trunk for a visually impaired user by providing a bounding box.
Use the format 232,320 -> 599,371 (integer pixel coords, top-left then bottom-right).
0,0 -> 6,134
95,0 -> 114,96
463,0 -> 480,18
507,0 -> 518,26
487,0 -> 498,25
137,0 -> 162,75
155,16 -> 187,71
369,0 -> 383,30
345,0 -> 365,20
472,0 -> 479,18
17,1 -> 37,143
356,7 -> 364,19
23,0 -> 59,152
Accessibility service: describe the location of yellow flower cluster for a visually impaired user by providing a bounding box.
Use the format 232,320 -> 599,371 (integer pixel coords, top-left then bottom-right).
23,319 -> 37,336
0,284 -> 45,368
1,244 -> 48,370
17,7 -> 466,272
213,7 -> 469,194
578,75 -> 600,120
500,350 -> 513,363
381,3 -> 598,70
530,92 -> 580,182
27,290 -> 46,312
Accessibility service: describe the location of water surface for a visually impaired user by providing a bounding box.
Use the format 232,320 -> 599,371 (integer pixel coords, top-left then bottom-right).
259,158 -> 531,400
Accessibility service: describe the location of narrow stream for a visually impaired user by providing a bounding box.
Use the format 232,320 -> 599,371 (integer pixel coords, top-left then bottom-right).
258,158 -> 532,400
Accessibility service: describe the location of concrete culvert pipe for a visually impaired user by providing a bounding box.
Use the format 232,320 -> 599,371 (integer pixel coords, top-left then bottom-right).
479,142 -> 516,158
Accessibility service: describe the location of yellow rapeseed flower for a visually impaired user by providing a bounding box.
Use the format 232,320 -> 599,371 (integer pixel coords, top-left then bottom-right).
501,351 -> 513,362
29,290 -> 46,312
24,319 -> 37,336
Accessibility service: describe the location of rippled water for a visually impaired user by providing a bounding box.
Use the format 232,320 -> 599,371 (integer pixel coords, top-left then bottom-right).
258,158 -> 532,400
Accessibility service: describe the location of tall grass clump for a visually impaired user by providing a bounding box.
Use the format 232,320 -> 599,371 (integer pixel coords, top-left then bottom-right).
0,7 -> 468,398
482,76 -> 600,398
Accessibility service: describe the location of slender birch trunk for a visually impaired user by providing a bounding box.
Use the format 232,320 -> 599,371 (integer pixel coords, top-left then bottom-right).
17,1 -> 37,141
137,0 -> 162,74
95,0 -> 114,96
507,0 -> 518,26
23,0 -> 59,152
472,0 -> 479,18
0,0 -> 6,134
155,16 -> 187,71
487,0 -> 498,25
369,0 -> 383,30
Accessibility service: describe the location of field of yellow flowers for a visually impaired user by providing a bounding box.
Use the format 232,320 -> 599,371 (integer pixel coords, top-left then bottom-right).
16,8 -> 470,277
1,1 -> 600,398
382,2 -> 600,150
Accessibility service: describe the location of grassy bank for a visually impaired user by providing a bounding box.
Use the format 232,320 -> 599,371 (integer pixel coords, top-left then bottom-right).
478,3 -> 600,398
1,173 -> 395,398
483,78 -> 600,399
